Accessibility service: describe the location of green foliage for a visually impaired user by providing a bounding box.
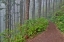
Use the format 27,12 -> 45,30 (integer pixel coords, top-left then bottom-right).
1,29 -> 25,42
1,17 -> 48,42
26,18 -> 48,37
51,5 -> 64,33
55,16 -> 64,32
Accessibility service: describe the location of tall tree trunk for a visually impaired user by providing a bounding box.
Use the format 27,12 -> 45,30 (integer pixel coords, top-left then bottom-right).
24,0 -> 30,37
32,0 -> 35,19
0,9 -> 1,42
53,0 -> 55,14
6,0 -> 11,30
48,0 -> 50,15
20,0 -> 23,25
45,0 -> 47,18
25,0 -> 30,20
47,0 -> 50,18
6,0 -> 11,42
16,3 -> 19,23
13,0 -> 15,28
43,0 -> 44,17
38,0 -> 42,18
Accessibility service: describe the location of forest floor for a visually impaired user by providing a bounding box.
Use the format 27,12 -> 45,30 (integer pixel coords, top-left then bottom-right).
26,22 -> 64,42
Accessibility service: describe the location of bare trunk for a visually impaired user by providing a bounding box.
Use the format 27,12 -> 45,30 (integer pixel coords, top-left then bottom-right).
20,0 -> 23,25
13,0 -> 15,28
45,0 -> 47,18
43,0 -> 44,17
25,0 -> 30,20
6,0 -> 11,42
32,0 -> 35,19
53,0 -> 55,14
38,0 -> 42,18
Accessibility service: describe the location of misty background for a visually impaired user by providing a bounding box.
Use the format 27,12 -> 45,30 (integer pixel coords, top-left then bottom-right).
0,0 -> 64,35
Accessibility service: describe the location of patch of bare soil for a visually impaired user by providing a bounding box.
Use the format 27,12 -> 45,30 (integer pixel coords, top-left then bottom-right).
26,22 -> 64,42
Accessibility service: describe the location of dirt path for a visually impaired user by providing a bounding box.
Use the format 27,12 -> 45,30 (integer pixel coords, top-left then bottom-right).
27,22 -> 64,42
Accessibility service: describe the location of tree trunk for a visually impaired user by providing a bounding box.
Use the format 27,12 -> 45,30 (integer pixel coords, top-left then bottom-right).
45,0 -> 47,18
6,0 -> 11,30
20,0 -> 23,25
5,0 -> 11,42
32,0 -> 35,19
13,0 -> 15,28
25,0 -> 30,20
53,0 -> 55,14
48,0 -> 50,13
38,0 -> 42,18
43,0 -> 44,17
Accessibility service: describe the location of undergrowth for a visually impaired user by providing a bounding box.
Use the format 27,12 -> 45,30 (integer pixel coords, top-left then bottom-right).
1,17 -> 48,42
51,5 -> 64,33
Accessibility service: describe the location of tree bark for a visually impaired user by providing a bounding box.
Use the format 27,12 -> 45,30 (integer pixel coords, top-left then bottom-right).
20,0 -> 23,25
45,0 -> 47,18
6,0 -> 11,30
43,0 -> 44,17
25,0 -> 30,20
32,0 -> 35,19
38,0 -> 42,18
5,0 -> 11,42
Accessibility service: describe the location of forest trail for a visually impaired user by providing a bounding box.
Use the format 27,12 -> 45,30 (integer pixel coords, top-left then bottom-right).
27,22 -> 64,42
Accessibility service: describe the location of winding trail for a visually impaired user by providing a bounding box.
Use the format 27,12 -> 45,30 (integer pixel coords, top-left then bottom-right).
27,22 -> 64,42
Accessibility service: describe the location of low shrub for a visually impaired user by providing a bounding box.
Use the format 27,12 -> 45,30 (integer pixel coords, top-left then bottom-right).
1,17 -> 49,42
51,5 -> 64,33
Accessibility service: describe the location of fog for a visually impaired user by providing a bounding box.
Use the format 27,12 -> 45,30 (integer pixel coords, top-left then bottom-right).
0,0 -> 62,33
